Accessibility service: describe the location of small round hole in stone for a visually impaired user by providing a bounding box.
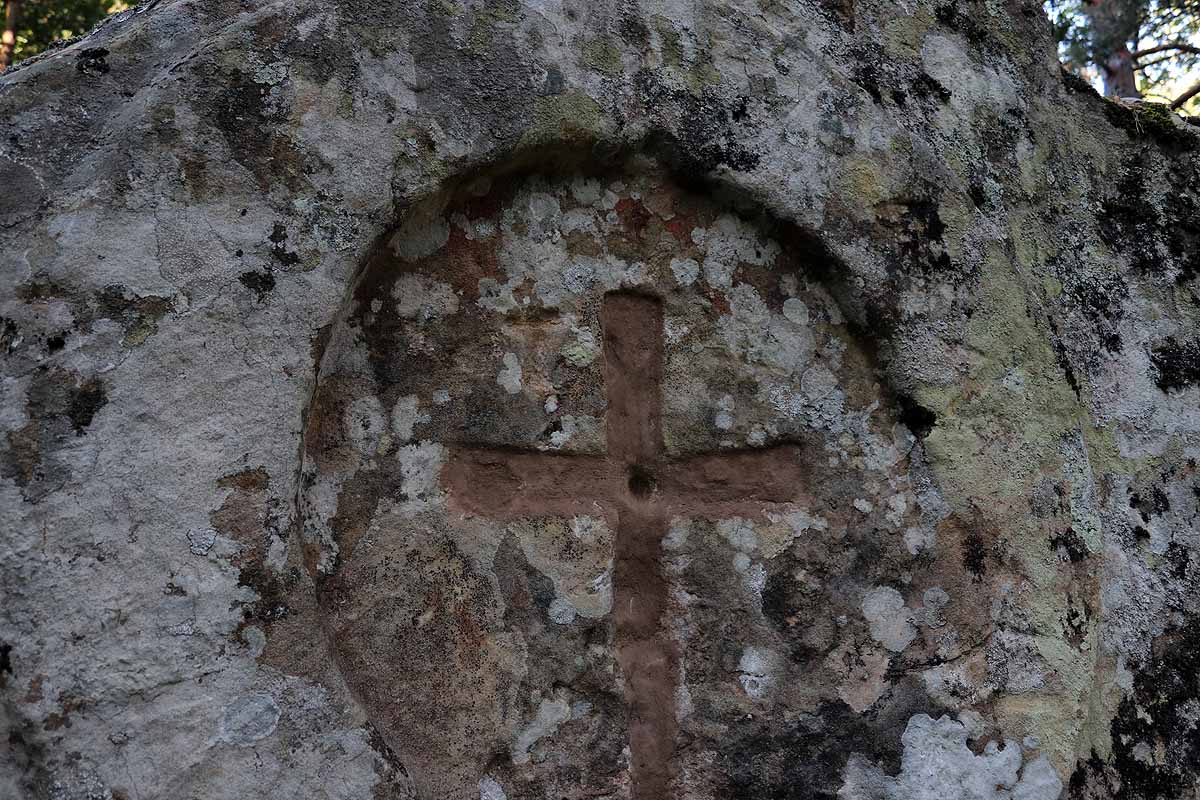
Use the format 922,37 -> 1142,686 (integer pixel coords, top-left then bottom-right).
627,465 -> 657,498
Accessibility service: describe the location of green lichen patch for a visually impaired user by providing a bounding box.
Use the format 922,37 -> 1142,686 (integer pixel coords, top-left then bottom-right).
578,34 -> 623,78
517,91 -> 610,153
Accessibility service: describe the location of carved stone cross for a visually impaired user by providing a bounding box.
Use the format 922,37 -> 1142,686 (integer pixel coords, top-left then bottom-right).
442,292 -> 806,798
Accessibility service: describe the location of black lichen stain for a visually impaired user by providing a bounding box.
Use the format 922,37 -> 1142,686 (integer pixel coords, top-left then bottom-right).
1096,617 -> 1200,799
1164,541 -> 1192,581
0,640 -> 12,688
17,281 -> 172,350
933,0 -> 1000,49
1046,318 -> 1083,399
617,10 -> 650,47
1066,271 -> 1126,354
2,368 -> 108,500
67,378 -> 107,435
1129,485 -> 1171,522
1149,337 -> 1200,393
75,47 -> 110,76
365,721 -> 415,799
718,688 -> 934,800
721,704 -> 874,800
853,56 -> 950,109
1069,751 -> 1117,799
851,63 -> 884,105
98,286 -> 174,345
1064,590 -> 1092,645
0,317 -> 16,351
636,71 -> 761,174
875,197 -> 954,276
239,270 -> 277,302
203,63 -> 322,193
761,567 -> 823,665
911,73 -> 952,104
1050,529 -> 1089,563
269,223 -> 301,267
239,564 -> 300,626
1099,158 -> 1200,285
962,529 -> 988,579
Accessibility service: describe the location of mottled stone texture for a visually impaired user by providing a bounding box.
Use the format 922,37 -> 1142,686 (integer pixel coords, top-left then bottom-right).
1,0 -> 1199,798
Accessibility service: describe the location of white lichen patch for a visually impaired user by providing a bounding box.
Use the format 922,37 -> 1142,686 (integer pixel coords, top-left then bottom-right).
921,587 -> 951,628
719,283 -> 814,374
738,646 -> 781,701
719,517 -> 759,555
839,714 -> 1062,800
511,694 -> 571,765
904,525 -> 935,555
391,394 -> 429,442
187,527 -> 217,555
497,352 -> 523,394
394,273 -> 460,320
782,297 -> 810,326
218,694 -> 280,746
394,441 -> 447,514
921,653 -> 989,707
670,257 -> 700,286
714,394 -> 735,431
479,775 -> 508,800
1060,431 -> 1101,553
664,519 -> 692,551
301,473 -> 343,574
548,597 -> 577,624
696,213 -> 779,289
569,176 -> 603,206
344,394 -> 386,456
885,493 -> 909,527
862,586 -> 917,653
664,317 -> 690,345
752,509 -> 822,560
545,414 -> 603,451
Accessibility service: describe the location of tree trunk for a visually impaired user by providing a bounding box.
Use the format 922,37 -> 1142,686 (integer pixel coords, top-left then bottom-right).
0,0 -> 20,71
1084,0 -> 1146,98
1103,47 -> 1140,97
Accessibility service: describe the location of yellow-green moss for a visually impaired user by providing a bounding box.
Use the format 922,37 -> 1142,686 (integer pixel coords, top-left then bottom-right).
518,92 -> 610,152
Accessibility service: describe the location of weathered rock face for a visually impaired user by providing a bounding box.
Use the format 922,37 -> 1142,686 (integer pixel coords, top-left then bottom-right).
2,1 -> 1199,799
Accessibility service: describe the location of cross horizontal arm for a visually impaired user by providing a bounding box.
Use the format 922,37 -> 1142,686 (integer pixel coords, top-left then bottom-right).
658,445 -> 806,516
441,447 -> 622,520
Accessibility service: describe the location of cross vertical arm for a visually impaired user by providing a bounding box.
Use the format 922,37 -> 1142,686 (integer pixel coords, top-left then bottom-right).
600,293 -> 664,467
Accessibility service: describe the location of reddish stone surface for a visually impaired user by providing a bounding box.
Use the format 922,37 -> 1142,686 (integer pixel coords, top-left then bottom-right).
442,293 -> 806,799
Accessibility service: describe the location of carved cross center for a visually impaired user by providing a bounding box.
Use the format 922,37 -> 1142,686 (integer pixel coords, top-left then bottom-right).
442,292 -> 805,798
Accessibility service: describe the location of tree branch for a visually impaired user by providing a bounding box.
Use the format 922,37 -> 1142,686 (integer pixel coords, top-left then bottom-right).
1171,79 -> 1200,110
1131,42 -> 1200,59
1135,53 -> 1181,70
